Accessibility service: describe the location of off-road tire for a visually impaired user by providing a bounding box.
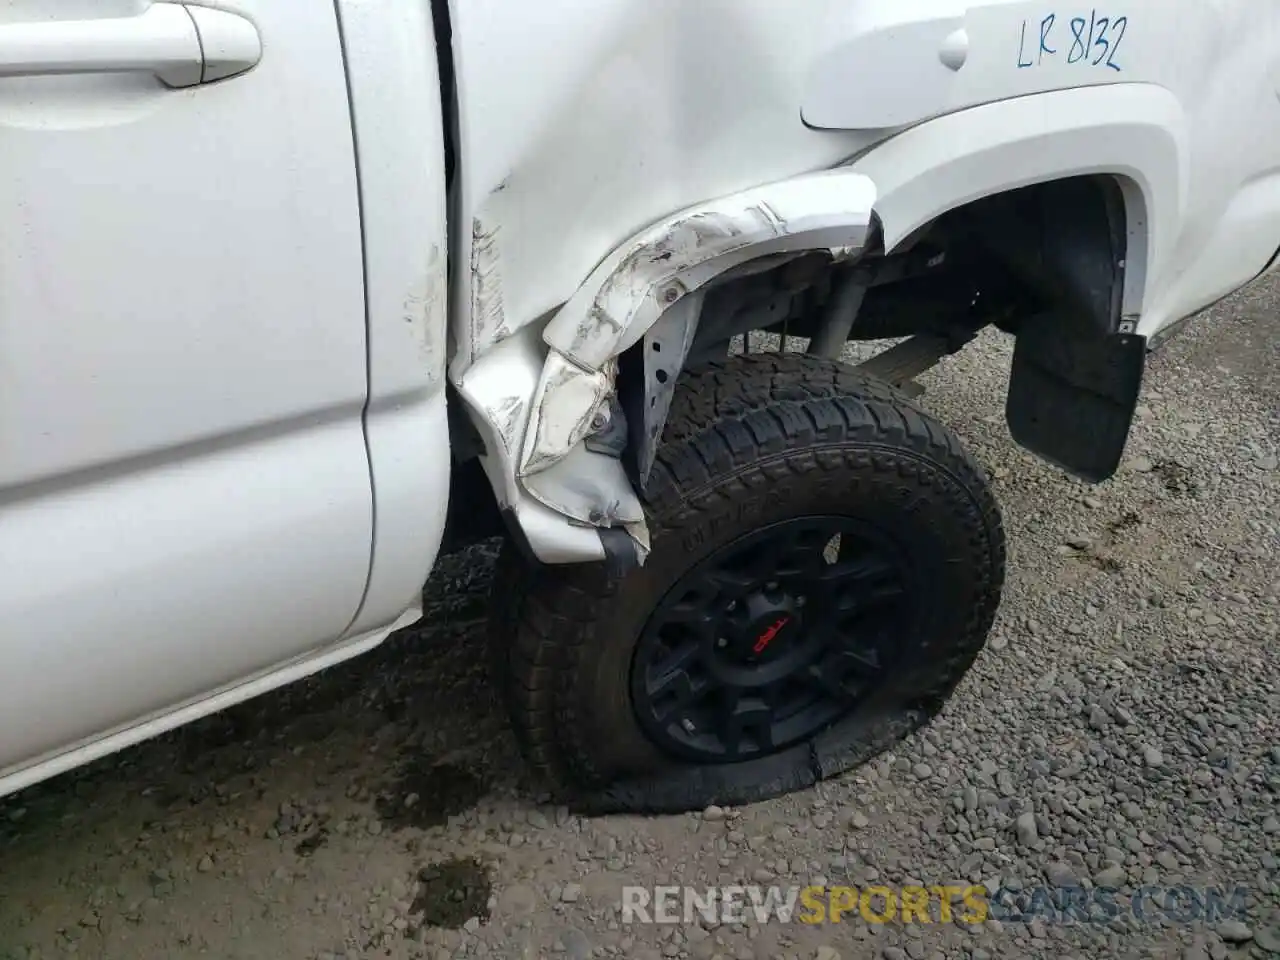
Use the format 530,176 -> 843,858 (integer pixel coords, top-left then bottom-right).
490,352 -> 1005,813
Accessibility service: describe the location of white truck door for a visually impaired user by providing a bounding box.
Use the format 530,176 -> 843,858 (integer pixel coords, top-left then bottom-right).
0,1 -> 373,780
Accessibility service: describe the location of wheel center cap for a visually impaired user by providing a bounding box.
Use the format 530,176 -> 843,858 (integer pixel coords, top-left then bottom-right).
750,615 -> 793,656
740,595 -> 802,663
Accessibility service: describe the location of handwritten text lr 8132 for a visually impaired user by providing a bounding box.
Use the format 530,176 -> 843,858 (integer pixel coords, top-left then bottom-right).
1017,11 -> 1128,72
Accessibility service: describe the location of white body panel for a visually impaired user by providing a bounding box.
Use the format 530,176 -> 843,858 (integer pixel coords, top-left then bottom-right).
0,0 -> 451,797
807,0 -> 1280,337
847,83 -> 1178,322
332,0 -> 452,636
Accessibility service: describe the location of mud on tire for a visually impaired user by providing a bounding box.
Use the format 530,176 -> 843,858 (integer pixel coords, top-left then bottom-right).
490,353 -> 1006,814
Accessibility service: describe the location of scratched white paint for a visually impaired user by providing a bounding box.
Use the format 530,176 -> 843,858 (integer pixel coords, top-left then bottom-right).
520,352 -> 615,477
521,171 -> 876,478
469,213 -> 509,361
445,0 -> 885,377
542,170 -> 878,372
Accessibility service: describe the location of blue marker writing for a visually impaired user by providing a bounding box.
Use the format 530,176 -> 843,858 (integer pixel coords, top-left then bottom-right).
1039,13 -> 1057,63
1018,19 -> 1035,68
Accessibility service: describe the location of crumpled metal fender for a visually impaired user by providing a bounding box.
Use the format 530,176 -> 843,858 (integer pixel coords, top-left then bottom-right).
451,323 -> 619,565
458,169 -> 876,567
519,170 -> 878,480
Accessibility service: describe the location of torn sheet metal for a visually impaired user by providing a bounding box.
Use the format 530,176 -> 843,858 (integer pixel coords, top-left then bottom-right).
454,170 -> 874,564
520,351 -> 615,478
518,170 -> 876,480
520,443 -> 648,545
452,324 -> 545,509
505,495 -> 610,565
542,169 -> 877,371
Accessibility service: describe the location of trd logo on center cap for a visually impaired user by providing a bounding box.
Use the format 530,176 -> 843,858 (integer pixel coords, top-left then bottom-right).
753,616 -> 791,654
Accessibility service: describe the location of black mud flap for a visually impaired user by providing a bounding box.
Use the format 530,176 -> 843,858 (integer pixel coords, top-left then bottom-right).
1006,316 -> 1146,483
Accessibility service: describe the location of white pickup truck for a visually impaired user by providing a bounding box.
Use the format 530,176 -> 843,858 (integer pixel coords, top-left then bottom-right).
1,0 -> 1277,812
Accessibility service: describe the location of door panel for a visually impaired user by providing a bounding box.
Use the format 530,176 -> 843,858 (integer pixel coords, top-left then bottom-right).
0,420 -> 372,769
0,1 -> 373,775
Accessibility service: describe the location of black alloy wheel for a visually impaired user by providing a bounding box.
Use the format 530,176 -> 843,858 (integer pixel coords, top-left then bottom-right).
631,516 -> 913,762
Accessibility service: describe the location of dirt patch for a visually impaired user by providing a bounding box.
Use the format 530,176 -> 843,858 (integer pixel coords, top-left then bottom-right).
1153,458 -> 1200,496
409,858 -> 493,931
374,758 -> 488,831
293,825 -> 330,857
1106,509 -> 1143,536
1086,551 -> 1125,572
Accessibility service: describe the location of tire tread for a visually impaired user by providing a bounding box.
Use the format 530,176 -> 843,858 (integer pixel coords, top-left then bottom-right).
491,353 -> 1005,801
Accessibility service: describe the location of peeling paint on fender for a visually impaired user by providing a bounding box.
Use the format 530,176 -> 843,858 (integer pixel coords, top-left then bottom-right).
402,243 -> 446,367
555,206 -> 768,363
520,352 -> 615,477
454,171 -> 874,563
451,325 -> 545,511
518,170 -> 877,480
542,170 -> 876,373
521,444 -> 645,528
470,215 -> 509,359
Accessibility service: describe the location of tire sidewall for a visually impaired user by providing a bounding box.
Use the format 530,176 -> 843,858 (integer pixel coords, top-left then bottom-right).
569,438 -> 996,784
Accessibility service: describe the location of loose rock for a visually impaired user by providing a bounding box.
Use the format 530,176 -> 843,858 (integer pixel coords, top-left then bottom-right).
1015,813 -> 1039,846
1216,920 -> 1252,943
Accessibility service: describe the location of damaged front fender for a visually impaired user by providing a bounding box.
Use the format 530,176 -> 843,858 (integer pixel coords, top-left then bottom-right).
520,170 -> 877,484
458,169 -> 877,567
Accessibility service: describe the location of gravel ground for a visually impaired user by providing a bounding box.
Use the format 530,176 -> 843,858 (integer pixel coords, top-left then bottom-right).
1,275 -> 1277,960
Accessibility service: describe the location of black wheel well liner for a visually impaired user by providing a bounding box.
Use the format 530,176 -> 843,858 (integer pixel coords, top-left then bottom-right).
933,174 -> 1130,337
616,173 -> 1142,487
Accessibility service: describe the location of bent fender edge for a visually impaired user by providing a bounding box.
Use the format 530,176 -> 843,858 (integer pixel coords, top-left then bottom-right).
453,170 -> 877,566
